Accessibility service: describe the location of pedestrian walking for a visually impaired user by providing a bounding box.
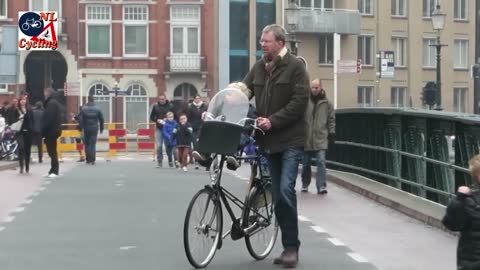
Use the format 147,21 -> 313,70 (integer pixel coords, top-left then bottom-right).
79,96 -> 104,165
71,108 -> 86,162
443,154 -> 480,270
172,114 -> 193,172
301,79 -> 335,194
162,111 -> 178,168
187,95 -> 207,169
242,24 -> 309,267
150,94 -> 174,167
31,101 -> 44,163
6,98 -> 18,126
42,88 -> 63,178
11,95 -> 33,174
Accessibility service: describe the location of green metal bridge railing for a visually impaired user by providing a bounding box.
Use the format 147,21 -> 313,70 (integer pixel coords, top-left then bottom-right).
327,107 -> 480,205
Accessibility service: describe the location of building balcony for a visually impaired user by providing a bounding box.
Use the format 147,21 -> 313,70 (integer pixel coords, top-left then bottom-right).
285,8 -> 361,35
165,55 -> 206,74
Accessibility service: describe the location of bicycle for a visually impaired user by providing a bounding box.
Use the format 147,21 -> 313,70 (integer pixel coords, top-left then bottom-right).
21,18 -> 42,31
183,117 -> 279,268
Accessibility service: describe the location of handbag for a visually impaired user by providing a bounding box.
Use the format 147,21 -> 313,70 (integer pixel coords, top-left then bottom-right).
10,118 -> 24,132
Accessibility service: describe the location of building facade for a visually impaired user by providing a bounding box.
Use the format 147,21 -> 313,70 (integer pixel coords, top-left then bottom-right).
0,0 -> 217,131
289,0 -> 475,113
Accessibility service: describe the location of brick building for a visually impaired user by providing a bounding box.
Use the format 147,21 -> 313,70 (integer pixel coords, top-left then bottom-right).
0,0 -> 217,131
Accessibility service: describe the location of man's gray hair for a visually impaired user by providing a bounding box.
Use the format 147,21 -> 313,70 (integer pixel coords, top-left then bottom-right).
262,24 -> 286,45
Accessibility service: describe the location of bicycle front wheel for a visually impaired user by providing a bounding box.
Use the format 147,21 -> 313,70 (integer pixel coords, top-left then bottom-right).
244,185 -> 278,260
184,188 -> 223,268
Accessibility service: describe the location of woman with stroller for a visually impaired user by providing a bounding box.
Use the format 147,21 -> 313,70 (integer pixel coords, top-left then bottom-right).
11,95 -> 33,174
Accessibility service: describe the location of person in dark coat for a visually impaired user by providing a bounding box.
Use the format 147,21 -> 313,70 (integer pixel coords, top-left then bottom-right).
79,96 -> 104,165
6,98 -> 18,125
242,24 -> 309,267
443,154 -> 480,270
42,88 -> 64,178
11,95 -> 33,173
149,94 -> 174,167
172,113 -> 193,172
187,95 -> 207,169
31,101 -> 44,163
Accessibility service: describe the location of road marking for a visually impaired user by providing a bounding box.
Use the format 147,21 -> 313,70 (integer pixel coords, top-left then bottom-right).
43,181 -> 52,185
4,216 -> 15,223
310,225 -> 326,233
38,187 -> 46,191
118,156 -> 134,160
14,207 -> 25,213
327,238 -> 345,246
347,253 -> 369,263
23,199 -> 33,205
0,227 -> 4,232
32,192 -> 40,197
119,246 -> 137,250
298,215 -> 311,222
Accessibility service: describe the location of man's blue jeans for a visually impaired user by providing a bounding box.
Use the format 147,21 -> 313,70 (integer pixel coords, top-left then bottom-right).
301,150 -> 327,190
156,128 -> 164,161
267,147 -> 303,249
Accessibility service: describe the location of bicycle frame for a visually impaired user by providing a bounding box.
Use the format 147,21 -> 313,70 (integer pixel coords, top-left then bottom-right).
205,153 -> 273,241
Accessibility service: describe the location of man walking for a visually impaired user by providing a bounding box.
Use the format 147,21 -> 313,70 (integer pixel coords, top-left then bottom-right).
79,96 -> 104,165
42,88 -> 63,178
301,79 -> 335,194
243,24 -> 309,268
187,95 -> 207,169
150,94 -> 173,167
31,101 -> 44,163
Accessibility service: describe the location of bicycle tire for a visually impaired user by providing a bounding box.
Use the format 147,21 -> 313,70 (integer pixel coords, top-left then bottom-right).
184,188 -> 223,268
244,185 -> 278,260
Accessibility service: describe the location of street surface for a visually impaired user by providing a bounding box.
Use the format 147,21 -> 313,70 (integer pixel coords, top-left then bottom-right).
0,155 -> 456,270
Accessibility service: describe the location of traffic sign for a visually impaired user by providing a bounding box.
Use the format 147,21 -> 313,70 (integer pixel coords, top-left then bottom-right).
380,51 -> 395,79
337,60 -> 357,74
64,82 -> 80,96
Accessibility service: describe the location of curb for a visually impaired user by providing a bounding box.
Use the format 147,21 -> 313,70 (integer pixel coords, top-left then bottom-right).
0,162 -> 17,171
322,169 -> 449,232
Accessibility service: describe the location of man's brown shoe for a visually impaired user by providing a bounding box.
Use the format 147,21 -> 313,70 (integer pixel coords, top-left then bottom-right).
282,248 -> 299,268
273,251 -> 285,265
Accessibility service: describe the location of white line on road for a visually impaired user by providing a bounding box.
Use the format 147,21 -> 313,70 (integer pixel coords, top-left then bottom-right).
347,253 -> 369,263
0,227 -> 4,232
38,187 -> 46,191
119,246 -> 137,250
4,216 -> 15,223
310,226 -> 326,233
23,199 -> 33,205
43,181 -> 52,185
327,238 -> 345,246
298,215 -> 311,222
32,192 -> 40,197
14,207 -> 25,213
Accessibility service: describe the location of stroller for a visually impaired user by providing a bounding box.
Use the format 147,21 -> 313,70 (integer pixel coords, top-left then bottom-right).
0,120 -> 19,161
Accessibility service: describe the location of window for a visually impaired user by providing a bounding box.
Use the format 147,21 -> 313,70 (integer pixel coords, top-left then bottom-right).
358,36 -> 373,66
391,0 -> 406,17
170,6 -> 200,55
454,0 -> 467,20
358,86 -> 373,107
125,84 -> 148,132
0,84 -> 8,93
0,0 -> 7,18
422,0 -> 435,17
391,87 -> 406,107
30,0 -> 60,12
454,40 -> 468,69
86,6 -> 111,56
88,83 -> 111,122
300,0 -> 333,9
123,6 -> 148,56
392,37 -> 407,67
358,0 -> 373,15
422,38 -> 436,67
318,34 -> 333,64
453,88 -> 467,113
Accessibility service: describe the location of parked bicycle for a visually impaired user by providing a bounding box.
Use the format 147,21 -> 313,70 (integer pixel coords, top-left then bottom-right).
183,88 -> 278,268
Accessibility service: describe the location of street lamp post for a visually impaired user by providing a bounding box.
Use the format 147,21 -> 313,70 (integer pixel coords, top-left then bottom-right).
430,3 -> 447,111
112,81 -> 120,123
285,0 -> 299,56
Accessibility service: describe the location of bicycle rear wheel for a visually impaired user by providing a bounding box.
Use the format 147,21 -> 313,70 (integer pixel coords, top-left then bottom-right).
184,188 -> 223,268
244,185 -> 278,260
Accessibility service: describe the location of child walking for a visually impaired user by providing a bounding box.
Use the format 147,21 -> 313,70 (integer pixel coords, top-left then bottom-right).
162,112 -> 178,168
173,114 -> 193,172
443,154 -> 480,270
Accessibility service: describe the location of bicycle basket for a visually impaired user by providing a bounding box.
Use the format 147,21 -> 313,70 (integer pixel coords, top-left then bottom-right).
196,121 -> 243,155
